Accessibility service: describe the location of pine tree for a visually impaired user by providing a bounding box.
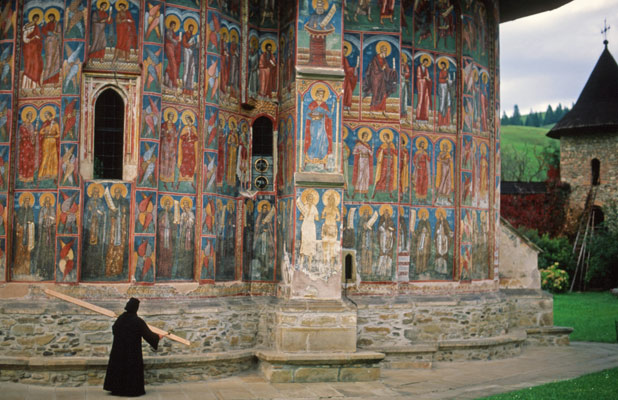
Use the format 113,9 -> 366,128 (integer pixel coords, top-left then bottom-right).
511,105 -> 522,125
525,109 -> 535,126
501,110 -> 509,125
544,105 -> 554,125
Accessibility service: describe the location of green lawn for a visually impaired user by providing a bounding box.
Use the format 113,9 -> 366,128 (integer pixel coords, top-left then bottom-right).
479,292 -> 618,399
500,125 -> 558,181
479,367 -> 618,399
553,291 -> 618,343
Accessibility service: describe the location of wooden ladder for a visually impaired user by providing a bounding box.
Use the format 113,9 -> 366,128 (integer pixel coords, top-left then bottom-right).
569,186 -> 598,292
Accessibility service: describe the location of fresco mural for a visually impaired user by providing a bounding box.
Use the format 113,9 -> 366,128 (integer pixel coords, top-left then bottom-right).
0,94 -> 12,142
218,22 -> 241,106
342,34 -> 360,118
257,34 -> 278,99
409,206 -> 454,280
87,0 -> 140,68
158,107 -> 198,193
344,0 -> 400,31
245,196 -> 276,281
162,7 -> 199,102
215,197 -> 236,281
135,190 -> 156,234
133,236 -> 155,282
413,51 -> 434,130
61,97 -> 79,141
279,23 -> 296,105
143,45 -> 163,93
0,43 -> 14,91
59,143 -> 79,186
16,104 -> 61,189
144,1 -> 163,44
57,189 -> 79,234
434,136 -> 454,206
299,82 -> 340,173
295,188 -> 342,281
57,237 -> 77,282
12,191 -> 56,281
21,2 -> 64,96
409,0 -> 456,52
460,208 -> 489,280
0,1 -> 16,42
62,41 -> 84,95
362,34 -> 399,120
298,0 -> 341,67
156,194 -> 195,281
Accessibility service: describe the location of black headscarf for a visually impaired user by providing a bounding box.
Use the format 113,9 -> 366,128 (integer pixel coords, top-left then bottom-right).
125,297 -> 140,313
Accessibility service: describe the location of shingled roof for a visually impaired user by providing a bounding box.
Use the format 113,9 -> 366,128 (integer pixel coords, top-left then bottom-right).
547,42 -> 618,139
499,0 -> 572,23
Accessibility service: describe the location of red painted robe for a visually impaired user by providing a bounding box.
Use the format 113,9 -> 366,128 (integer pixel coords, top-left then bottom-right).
178,126 -> 197,181
18,122 -> 36,182
258,51 -> 276,97
343,57 -> 357,109
219,39 -> 229,94
115,10 -> 137,53
164,29 -> 180,87
375,142 -> 397,192
23,23 -> 43,85
416,65 -> 432,121
413,150 -> 430,199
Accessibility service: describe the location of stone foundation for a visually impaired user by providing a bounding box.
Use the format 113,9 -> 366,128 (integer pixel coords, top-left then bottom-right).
0,288 -> 570,386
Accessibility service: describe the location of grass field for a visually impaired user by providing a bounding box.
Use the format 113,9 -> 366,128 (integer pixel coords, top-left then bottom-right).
553,291 -> 618,343
500,124 -> 558,181
479,292 -> 618,399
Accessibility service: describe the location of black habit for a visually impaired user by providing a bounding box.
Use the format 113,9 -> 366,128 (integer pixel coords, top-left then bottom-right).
104,298 -> 160,397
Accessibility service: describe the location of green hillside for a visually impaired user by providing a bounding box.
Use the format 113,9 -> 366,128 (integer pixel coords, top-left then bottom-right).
500,124 -> 559,182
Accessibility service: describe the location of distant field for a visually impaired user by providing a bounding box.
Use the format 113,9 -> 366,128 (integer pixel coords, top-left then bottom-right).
500,124 -> 559,182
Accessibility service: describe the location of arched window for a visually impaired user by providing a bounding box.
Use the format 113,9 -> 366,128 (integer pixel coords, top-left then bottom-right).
252,116 -> 273,156
591,206 -> 604,229
251,116 -> 274,191
591,158 -> 600,186
94,89 -> 124,179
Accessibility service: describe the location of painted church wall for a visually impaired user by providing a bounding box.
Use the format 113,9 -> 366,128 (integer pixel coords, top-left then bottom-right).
3,0 -> 499,291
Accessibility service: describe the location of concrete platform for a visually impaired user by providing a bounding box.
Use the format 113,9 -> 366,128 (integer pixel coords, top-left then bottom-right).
2,342 -> 618,399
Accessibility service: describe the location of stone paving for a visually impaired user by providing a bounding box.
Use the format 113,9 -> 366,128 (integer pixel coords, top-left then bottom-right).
2,342 -> 618,400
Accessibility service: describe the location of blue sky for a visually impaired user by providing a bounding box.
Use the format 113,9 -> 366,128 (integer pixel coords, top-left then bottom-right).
500,0 -> 618,116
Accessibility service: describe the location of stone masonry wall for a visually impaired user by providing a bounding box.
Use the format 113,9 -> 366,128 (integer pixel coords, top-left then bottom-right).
560,132 -> 618,231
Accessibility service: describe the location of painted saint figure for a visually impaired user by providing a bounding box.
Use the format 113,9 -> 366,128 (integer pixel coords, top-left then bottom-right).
35,193 -> 56,280
174,197 -> 195,279
363,43 -> 397,117
412,137 -> 431,201
159,110 -> 177,189
37,109 -> 60,182
18,109 -> 37,183
321,191 -> 340,269
177,112 -> 198,189
415,55 -> 432,122
41,11 -> 62,85
113,2 -> 137,62
156,196 -> 174,279
437,59 -> 454,127
164,19 -> 181,88
413,208 -> 431,274
352,128 -> 373,198
297,189 -> 319,270
304,85 -> 333,169
82,184 -> 107,280
105,185 -> 128,277
356,205 -> 374,277
13,193 -> 35,277
377,205 -> 395,277
22,12 -> 43,89
373,129 -> 398,199
434,208 -> 452,275
343,43 -> 358,113
435,140 -> 454,205
181,21 -> 198,96
258,42 -> 276,98
89,2 -> 112,60
252,200 -> 274,279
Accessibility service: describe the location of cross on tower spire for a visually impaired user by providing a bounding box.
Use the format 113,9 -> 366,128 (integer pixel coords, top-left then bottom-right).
601,18 -> 611,47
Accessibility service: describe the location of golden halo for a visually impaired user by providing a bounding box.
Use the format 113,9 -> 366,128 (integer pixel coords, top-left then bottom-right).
96,0 -> 110,11
39,192 -> 55,206
481,71 -> 489,84
439,139 -> 452,152
165,15 -> 180,31
28,8 -> 44,23
115,0 -> 129,11
261,38 -> 276,53
250,36 -> 258,48
312,0 -> 329,10
240,120 -> 249,132
228,116 -> 237,130
219,27 -> 229,41
181,110 -> 196,125
379,128 -> 394,143
343,40 -> 353,56
379,204 -> 393,216
473,68 -> 479,82
44,8 -> 60,22
419,53 -> 432,66
359,205 -> 373,217
357,127 -> 373,142
18,192 -> 34,207
216,198 -> 223,209
226,199 -> 235,211
300,188 -> 318,206
160,195 -> 174,207
436,207 -> 446,219
376,41 -> 392,56
402,52 -> 408,64
257,200 -> 271,213
437,57 -> 449,69
245,199 -> 254,213
418,208 -> 429,219
111,183 -> 128,198
401,133 -> 409,146
40,105 -> 57,121
480,142 -> 487,154
323,189 -> 340,206
343,126 -> 349,139
310,83 -> 329,101
184,18 -> 198,34
181,196 -> 193,208
21,106 -> 38,123
163,108 -> 178,123
87,182 -> 104,197
415,136 -> 428,149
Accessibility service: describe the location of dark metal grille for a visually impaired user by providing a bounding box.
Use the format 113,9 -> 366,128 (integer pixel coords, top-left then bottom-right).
252,116 -> 273,156
94,89 -> 124,179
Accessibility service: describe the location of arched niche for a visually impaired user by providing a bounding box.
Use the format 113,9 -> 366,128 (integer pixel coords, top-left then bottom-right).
80,74 -> 141,181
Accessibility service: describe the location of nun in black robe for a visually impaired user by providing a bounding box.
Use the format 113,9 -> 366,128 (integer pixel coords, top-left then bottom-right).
104,298 -> 161,397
